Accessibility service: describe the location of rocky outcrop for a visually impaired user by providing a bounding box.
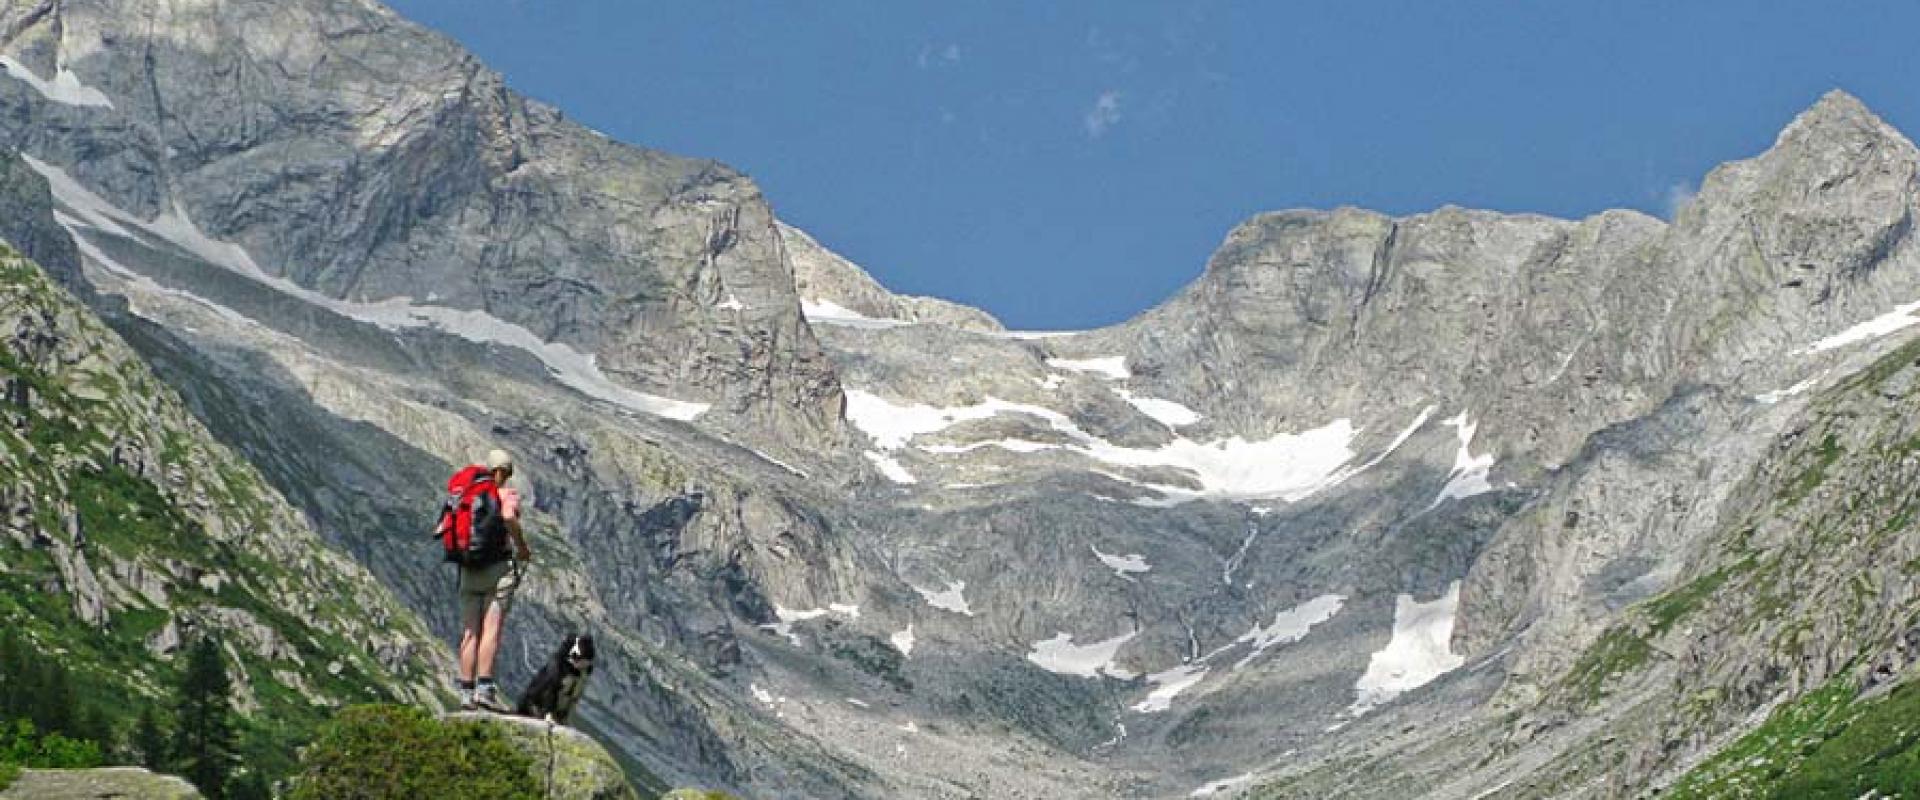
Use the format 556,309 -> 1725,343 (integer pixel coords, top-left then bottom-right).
447,713 -> 638,800
0,232 -> 449,753
782,222 -> 1004,332
0,767 -> 201,799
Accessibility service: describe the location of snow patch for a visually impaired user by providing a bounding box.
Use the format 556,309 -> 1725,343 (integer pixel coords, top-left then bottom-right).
1430,412 -> 1495,509
864,451 -> 918,484
1132,663 -> 1208,713
890,625 -> 915,657
1027,631 -> 1137,679
1191,773 -> 1255,797
760,604 -> 858,646
716,293 -> 747,311
913,581 -> 974,616
1046,356 -> 1129,379
32,157 -> 708,421
0,56 -> 112,108
1348,582 -> 1466,717
843,389 -> 1366,505
1091,545 -> 1151,578
1115,388 -> 1202,427
801,299 -> 911,329
1803,300 -> 1920,353
1233,594 -> 1346,669
750,683 -> 777,706
1357,405 -> 1435,472
1756,377 -> 1821,404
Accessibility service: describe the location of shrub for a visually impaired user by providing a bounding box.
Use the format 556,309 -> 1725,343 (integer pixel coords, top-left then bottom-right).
0,718 -> 106,770
289,705 -> 538,800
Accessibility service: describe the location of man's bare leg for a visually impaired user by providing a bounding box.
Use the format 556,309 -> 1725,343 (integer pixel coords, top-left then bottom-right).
476,604 -> 506,681
458,623 -> 481,683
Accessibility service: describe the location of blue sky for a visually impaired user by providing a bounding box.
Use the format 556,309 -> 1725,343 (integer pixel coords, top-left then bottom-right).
384,1 -> 1920,330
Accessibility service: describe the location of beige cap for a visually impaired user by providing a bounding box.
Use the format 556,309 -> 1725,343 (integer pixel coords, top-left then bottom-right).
486,449 -> 514,474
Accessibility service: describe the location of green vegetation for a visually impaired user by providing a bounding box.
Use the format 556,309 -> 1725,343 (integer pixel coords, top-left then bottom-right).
0,629 -> 111,772
0,720 -> 105,770
289,705 -> 541,800
1644,562 -> 1746,635
1780,432 -> 1843,506
1561,626 -> 1654,704
1666,675 -> 1920,799
171,638 -> 242,798
0,250 -> 430,794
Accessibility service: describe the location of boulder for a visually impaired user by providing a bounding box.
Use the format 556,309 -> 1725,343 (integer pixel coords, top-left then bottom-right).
0,767 -> 201,799
444,712 -> 637,800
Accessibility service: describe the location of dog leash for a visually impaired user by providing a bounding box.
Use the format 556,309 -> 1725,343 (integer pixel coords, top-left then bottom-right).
544,717 -> 557,800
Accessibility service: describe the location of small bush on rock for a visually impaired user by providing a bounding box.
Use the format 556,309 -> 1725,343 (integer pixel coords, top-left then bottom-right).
289,705 -> 539,800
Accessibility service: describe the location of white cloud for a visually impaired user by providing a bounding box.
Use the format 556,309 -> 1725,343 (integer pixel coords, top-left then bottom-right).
1664,181 -> 1696,220
917,42 -> 963,69
1085,90 -> 1123,138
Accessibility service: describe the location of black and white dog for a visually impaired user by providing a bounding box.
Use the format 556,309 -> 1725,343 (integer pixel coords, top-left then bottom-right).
517,633 -> 595,724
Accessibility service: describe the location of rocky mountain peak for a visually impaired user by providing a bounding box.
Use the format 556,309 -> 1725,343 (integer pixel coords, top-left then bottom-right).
1774,89 -> 1908,152
1693,91 -> 1919,218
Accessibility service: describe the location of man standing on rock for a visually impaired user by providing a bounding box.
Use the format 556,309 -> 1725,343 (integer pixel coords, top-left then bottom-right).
454,448 -> 533,712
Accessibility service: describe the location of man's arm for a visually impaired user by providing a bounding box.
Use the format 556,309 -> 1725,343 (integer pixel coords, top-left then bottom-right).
509,518 -> 531,563
501,487 -> 532,562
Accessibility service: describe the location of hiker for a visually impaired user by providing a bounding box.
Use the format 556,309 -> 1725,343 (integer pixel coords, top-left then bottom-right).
440,448 -> 533,712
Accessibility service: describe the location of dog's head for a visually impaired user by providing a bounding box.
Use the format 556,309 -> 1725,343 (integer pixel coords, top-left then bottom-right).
559,633 -> 595,674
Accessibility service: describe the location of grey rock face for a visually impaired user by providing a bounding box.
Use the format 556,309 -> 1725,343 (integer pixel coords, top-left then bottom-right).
782,222 -> 1004,332
0,767 -> 203,799
8,0 -> 1920,794
0,0 -> 845,450
0,225 -> 449,722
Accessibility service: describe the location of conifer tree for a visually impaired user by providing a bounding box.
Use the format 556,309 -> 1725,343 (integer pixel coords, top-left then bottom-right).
0,630 -> 19,720
133,708 -> 167,770
169,637 -> 238,799
33,661 -> 73,736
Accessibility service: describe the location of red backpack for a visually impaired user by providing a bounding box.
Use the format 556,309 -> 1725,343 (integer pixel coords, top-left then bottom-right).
434,465 -> 506,565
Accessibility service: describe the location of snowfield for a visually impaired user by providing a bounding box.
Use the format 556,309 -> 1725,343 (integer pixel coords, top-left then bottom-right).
1802,299 -> 1920,353
1233,593 -> 1347,669
864,451 -> 918,484
843,388 -> 1422,505
1027,631 -> 1137,679
801,299 -> 914,329
1114,388 -> 1203,427
913,581 -> 974,615
1430,412 -> 1495,509
0,56 -> 114,108
1045,356 -> 1130,379
1348,582 -> 1466,716
1132,664 -> 1208,713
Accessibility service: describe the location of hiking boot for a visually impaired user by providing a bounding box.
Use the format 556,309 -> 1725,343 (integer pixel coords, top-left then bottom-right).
473,682 -> 509,713
457,685 -> 477,711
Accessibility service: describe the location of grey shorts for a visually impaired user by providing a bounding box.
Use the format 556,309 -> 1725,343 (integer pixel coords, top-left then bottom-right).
458,559 -> 520,624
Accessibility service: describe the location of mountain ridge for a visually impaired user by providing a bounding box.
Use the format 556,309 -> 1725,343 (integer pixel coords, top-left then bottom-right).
6,0 -> 1920,794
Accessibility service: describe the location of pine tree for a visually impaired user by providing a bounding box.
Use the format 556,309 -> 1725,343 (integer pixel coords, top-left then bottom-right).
0,630 -> 19,720
169,637 -> 238,799
133,708 -> 167,770
33,661 -> 73,736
